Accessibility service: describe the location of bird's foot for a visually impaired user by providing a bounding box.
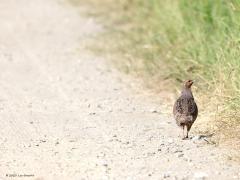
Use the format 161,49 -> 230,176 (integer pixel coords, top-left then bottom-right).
182,136 -> 189,140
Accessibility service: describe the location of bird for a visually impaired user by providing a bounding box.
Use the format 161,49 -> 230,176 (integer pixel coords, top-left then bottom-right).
173,80 -> 198,139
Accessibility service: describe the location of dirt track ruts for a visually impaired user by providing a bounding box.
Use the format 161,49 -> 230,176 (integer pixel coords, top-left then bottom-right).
0,0 -> 239,179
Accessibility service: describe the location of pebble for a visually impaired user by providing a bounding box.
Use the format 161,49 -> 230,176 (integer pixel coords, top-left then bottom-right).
89,112 -> 96,115
176,175 -> 189,180
150,108 -> 158,113
183,157 -> 192,162
192,136 -> 201,141
174,149 -> 183,153
177,153 -> 184,158
97,104 -> 103,109
189,162 -> 194,166
193,172 -> 208,180
167,138 -> 174,144
163,172 -> 171,178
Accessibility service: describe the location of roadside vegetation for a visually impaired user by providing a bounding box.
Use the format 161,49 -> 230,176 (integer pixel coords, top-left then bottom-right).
70,0 -> 240,153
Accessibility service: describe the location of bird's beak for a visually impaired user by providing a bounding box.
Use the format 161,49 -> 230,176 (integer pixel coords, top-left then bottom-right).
190,80 -> 195,86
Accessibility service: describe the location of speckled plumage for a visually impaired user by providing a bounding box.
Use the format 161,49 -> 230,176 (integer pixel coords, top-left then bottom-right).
173,80 -> 198,139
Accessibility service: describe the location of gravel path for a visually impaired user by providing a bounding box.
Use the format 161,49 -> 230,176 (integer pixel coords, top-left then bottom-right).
0,0 -> 239,179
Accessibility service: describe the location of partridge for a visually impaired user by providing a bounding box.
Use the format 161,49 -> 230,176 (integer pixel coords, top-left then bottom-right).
173,80 -> 198,139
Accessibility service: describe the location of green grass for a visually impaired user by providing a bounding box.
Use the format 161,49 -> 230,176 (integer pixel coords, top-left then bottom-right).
70,0 -> 240,148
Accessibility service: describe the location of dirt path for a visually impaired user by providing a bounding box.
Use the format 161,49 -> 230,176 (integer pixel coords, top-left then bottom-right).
0,0 -> 239,180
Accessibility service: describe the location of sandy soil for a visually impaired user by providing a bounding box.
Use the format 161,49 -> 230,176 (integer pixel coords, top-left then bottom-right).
0,0 -> 239,180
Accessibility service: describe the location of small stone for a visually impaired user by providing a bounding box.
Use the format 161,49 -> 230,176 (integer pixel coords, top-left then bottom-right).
167,138 -> 174,144
177,153 -> 184,158
183,158 -> 192,162
163,172 -> 171,178
174,149 -> 183,153
181,175 -> 189,180
147,152 -> 156,156
89,112 -> 96,115
158,148 -> 161,152
189,162 -> 194,166
192,135 -> 201,141
193,172 -> 208,180
151,110 -> 158,113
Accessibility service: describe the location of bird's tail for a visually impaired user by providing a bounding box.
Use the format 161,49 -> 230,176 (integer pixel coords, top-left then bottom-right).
178,115 -> 193,126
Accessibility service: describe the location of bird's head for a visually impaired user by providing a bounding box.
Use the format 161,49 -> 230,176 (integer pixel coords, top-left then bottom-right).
184,79 -> 194,89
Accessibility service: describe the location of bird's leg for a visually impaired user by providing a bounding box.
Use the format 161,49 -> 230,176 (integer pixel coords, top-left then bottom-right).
185,125 -> 189,139
182,126 -> 185,140
186,125 -> 192,139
